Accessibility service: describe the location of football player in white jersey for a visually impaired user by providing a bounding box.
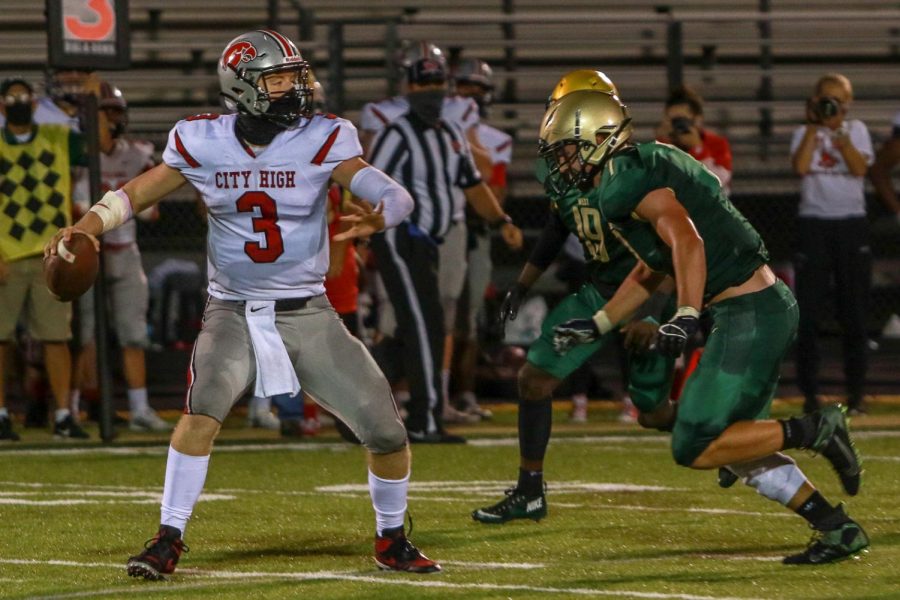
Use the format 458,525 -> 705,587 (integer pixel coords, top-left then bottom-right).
47,29 -> 440,579
71,82 -> 171,433
451,58 -> 514,420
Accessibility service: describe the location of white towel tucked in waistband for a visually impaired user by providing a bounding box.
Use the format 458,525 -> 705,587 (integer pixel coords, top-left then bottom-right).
245,300 -> 301,398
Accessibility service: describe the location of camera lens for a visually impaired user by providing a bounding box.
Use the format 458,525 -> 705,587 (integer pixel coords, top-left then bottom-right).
816,97 -> 840,119
671,116 -> 693,135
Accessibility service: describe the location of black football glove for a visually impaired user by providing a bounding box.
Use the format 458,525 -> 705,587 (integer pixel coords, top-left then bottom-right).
499,283 -> 529,329
657,312 -> 700,357
552,318 -> 601,355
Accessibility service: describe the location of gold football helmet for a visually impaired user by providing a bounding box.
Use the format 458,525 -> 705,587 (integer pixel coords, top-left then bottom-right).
539,89 -> 633,195
547,69 -> 618,106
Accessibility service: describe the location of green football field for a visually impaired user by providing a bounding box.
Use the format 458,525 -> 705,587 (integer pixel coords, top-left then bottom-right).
1,399 -> 898,599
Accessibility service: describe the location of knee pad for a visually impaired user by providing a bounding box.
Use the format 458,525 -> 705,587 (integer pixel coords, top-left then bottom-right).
364,423 -> 408,455
732,453 -> 807,505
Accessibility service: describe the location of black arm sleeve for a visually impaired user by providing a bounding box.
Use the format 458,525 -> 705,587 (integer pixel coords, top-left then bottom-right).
528,210 -> 570,270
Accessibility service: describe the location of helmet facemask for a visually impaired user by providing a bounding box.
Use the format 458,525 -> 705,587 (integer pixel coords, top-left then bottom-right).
538,90 -> 633,197
223,63 -> 312,127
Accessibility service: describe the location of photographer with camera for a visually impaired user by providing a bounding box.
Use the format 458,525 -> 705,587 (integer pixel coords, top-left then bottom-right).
656,85 -> 732,194
790,73 -> 874,415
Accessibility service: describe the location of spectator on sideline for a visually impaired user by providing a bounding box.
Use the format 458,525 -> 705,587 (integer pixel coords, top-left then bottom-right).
71,81 -> 171,432
791,73 -> 874,415
656,85 -> 733,194
0,78 -> 88,440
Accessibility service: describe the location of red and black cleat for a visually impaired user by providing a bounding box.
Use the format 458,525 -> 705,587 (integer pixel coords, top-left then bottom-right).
126,525 -> 189,581
374,527 -> 441,573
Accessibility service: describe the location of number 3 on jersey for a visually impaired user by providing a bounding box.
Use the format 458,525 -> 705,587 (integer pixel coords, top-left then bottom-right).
236,191 -> 284,263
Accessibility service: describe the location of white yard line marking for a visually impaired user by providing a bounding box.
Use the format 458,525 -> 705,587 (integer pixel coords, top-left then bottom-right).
3,558 -> 766,600
1,429 -> 897,457
440,560 -> 545,569
316,481 -> 685,494
33,581 -> 236,599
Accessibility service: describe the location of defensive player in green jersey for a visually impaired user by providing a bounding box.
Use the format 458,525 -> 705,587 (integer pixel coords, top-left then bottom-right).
472,124 -> 678,524
542,89 -> 868,564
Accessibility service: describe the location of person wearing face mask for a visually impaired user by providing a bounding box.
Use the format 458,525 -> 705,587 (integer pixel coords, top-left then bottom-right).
791,73 -> 874,416
70,81 -> 170,433
656,85 -> 733,195
0,77 -> 89,441
367,56 -> 523,443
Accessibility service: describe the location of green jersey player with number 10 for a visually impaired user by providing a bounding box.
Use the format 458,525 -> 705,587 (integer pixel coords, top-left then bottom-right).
473,71 -> 678,527
542,89 -> 868,565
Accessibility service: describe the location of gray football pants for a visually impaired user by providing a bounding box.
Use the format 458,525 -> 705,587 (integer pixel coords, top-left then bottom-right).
186,295 -> 407,454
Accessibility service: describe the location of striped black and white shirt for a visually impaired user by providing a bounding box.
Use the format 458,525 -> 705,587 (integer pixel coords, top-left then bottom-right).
369,112 -> 481,241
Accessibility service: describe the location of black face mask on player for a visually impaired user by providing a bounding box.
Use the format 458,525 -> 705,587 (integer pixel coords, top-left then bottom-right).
5,101 -> 33,126
235,94 -> 305,146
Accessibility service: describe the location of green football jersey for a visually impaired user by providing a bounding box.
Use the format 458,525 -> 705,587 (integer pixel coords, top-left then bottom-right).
535,160 -> 636,292
595,142 -> 768,300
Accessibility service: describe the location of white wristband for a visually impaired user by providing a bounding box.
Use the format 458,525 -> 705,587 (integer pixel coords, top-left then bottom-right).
592,309 -> 615,335
88,189 -> 133,233
674,306 -> 701,319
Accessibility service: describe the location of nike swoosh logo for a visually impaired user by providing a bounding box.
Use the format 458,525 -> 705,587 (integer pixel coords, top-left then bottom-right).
250,306 -> 265,313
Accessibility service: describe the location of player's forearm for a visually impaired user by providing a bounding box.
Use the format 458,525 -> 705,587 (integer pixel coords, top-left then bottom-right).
671,234 -> 705,311
73,211 -> 105,237
464,182 -> 507,223
347,165 -> 414,228
601,263 -> 665,326
122,163 -> 186,213
516,262 -> 545,289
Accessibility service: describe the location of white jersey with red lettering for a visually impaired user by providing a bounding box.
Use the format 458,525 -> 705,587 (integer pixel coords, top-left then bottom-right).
74,138 -> 155,245
359,94 -> 479,135
162,112 -> 362,301
477,123 -> 513,165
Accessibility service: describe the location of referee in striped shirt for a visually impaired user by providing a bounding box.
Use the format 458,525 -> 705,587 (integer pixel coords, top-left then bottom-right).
369,57 -> 522,443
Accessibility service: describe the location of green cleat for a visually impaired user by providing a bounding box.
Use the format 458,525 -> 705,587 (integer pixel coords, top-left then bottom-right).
811,404 -> 863,496
783,513 -> 870,565
472,487 -> 547,524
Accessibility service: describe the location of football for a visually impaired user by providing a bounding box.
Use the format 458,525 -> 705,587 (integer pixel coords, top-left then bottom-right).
43,232 -> 100,302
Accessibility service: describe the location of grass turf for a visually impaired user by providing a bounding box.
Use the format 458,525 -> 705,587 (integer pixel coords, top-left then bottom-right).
0,399 -> 898,599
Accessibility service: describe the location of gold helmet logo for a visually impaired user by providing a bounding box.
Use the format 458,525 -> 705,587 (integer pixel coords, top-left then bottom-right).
548,70 -> 618,106
539,90 -> 633,195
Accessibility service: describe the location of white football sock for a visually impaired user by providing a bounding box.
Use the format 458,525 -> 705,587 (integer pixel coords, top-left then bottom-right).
127,387 -> 150,416
54,408 -> 71,423
0,407 -> 8,418
160,446 -> 210,535
368,470 -> 409,536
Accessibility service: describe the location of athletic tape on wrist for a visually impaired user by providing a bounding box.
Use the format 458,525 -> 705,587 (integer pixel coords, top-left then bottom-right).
674,306 -> 701,319
592,310 -> 615,335
88,189 -> 133,233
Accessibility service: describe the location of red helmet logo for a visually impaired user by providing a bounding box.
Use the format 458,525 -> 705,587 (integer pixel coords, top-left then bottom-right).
222,41 -> 258,70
